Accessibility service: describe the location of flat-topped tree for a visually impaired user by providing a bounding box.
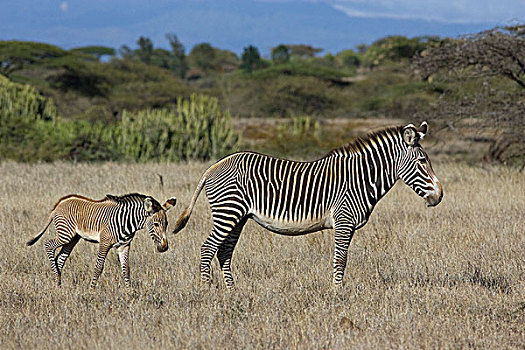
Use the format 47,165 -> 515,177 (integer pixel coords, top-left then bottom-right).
0,41 -> 67,76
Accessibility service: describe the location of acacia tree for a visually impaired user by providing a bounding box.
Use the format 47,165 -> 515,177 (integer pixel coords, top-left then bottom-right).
412,25 -> 525,167
70,46 -> 116,61
413,25 -> 525,88
0,41 -> 67,76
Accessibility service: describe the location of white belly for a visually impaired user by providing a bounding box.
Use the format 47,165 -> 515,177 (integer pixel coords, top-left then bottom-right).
250,212 -> 334,235
76,228 -> 100,242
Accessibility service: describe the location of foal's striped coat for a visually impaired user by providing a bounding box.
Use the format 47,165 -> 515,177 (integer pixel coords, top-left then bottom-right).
28,193 -> 176,287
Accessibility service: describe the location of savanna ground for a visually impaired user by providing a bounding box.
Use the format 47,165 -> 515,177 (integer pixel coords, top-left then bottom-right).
0,158 -> 524,348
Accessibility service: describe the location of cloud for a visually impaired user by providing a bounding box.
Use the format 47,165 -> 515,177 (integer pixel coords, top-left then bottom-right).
60,2 -> 68,13
320,0 -> 524,24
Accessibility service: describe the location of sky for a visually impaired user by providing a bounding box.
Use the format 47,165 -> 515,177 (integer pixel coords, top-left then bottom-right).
1,0 -> 523,55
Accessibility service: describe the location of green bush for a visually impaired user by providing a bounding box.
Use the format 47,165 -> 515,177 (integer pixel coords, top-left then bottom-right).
118,94 -> 239,161
0,74 -> 57,120
1,75 -> 238,162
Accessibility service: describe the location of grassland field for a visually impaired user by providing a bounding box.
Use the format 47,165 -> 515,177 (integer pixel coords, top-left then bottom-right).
0,159 -> 523,349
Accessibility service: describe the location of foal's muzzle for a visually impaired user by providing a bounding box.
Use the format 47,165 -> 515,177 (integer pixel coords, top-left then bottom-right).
157,237 -> 169,252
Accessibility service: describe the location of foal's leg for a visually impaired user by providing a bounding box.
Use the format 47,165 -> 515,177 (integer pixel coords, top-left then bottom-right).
90,232 -> 113,288
117,244 -> 131,288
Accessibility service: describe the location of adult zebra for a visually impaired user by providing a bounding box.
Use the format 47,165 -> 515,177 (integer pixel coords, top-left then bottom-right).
173,122 -> 443,288
28,193 -> 176,287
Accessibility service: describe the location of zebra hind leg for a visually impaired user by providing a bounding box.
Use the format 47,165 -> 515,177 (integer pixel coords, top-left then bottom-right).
55,235 -> 81,278
44,238 -> 63,286
217,217 -> 248,289
200,228 -> 220,284
201,210 -> 247,285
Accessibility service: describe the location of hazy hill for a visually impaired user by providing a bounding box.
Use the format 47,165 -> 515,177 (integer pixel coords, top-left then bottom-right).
1,0 -> 492,54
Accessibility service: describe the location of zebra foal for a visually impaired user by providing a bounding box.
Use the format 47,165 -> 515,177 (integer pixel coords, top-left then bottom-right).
173,122 -> 443,288
28,193 -> 176,288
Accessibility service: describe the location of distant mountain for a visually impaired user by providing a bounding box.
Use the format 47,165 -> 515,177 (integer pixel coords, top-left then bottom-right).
1,0 -> 494,55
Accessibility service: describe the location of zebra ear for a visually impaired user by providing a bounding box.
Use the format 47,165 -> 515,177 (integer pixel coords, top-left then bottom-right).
418,121 -> 428,140
144,197 -> 154,215
162,197 -> 177,211
402,124 -> 417,146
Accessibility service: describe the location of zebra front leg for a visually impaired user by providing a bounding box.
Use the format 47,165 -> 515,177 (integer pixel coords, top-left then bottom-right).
333,219 -> 355,286
217,218 -> 247,289
117,244 -> 131,288
45,239 -> 63,286
90,242 -> 111,289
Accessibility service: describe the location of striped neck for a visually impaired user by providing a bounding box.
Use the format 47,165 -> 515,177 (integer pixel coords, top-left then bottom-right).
328,126 -> 405,205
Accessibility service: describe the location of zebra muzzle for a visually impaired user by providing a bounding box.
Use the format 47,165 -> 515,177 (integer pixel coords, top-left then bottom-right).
157,237 -> 169,252
425,181 -> 443,207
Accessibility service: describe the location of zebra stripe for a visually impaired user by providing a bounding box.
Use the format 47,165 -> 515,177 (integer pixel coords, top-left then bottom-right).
173,122 -> 443,288
28,193 -> 176,288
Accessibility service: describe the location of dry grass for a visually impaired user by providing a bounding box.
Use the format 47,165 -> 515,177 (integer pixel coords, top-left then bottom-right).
0,161 -> 523,349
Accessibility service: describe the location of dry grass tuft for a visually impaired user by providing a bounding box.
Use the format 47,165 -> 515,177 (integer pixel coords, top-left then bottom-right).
0,161 -> 523,348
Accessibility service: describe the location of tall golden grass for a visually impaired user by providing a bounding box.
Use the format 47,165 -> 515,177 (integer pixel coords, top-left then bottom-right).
0,161 -> 523,348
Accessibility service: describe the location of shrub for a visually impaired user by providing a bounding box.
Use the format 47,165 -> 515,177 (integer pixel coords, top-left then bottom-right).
0,74 -> 56,120
118,94 -> 239,161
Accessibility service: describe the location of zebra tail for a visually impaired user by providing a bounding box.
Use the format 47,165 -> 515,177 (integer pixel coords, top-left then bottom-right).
27,214 -> 53,246
172,174 -> 206,234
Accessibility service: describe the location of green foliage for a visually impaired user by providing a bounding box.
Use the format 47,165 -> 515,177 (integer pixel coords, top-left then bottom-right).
271,45 -> 290,64
48,60 -> 111,97
165,33 -> 188,78
286,44 -> 323,58
1,77 -> 237,162
212,49 -> 240,73
240,45 -> 264,73
0,41 -> 67,76
250,62 -> 346,81
136,36 -> 154,64
360,36 -> 439,68
189,43 -> 216,73
258,116 -> 324,159
336,49 -> 360,69
259,76 -> 337,116
0,75 -> 117,161
118,94 -> 239,161
70,46 -> 116,61
0,75 -> 56,120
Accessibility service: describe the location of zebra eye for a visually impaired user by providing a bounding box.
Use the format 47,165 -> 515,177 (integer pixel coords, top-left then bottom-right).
418,156 -> 427,163
153,222 -> 160,227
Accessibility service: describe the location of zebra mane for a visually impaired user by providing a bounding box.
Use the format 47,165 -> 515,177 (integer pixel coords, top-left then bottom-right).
105,193 -> 162,211
327,125 -> 403,157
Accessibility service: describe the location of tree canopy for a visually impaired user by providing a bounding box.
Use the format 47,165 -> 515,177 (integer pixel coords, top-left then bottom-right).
70,46 -> 116,61
413,26 -> 525,88
271,45 -> 290,64
240,45 -> 263,73
0,41 -> 67,76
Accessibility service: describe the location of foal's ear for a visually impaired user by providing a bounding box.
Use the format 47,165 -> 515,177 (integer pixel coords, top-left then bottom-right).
402,124 -> 418,146
162,197 -> 177,211
418,121 -> 428,140
144,197 -> 154,215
